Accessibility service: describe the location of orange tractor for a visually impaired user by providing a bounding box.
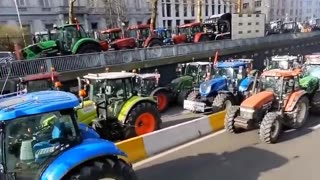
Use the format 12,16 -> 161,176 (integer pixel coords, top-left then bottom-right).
225,69 -> 312,144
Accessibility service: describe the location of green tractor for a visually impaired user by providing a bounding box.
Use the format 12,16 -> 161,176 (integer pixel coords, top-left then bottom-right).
76,72 -> 162,141
300,54 -> 320,112
168,61 -> 214,105
21,24 -> 105,60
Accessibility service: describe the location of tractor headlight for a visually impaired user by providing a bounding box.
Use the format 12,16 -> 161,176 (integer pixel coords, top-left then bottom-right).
205,86 -> 211,94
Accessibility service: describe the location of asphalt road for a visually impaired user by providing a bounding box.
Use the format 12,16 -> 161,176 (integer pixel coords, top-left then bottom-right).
161,106 -> 204,128
134,115 -> 320,180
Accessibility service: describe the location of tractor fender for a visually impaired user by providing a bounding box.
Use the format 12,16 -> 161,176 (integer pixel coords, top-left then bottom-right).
150,87 -> 171,97
78,123 -> 101,139
117,96 -> 157,122
40,138 -> 126,180
241,91 -> 274,109
193,32 -> 206,43
284,90 -> 308,112
144,37 -> 163,48
72,38 -> 100,54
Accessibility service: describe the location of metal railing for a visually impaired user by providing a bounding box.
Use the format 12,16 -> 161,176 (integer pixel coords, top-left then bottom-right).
1,31 -> 320,80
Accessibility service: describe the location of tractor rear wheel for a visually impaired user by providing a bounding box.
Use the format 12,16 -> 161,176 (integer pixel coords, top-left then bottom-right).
63,157 -> 138,180
186,90 -> 199,101
177,89 -> 189,105
259,112 -> 282,144
124,102 -> 161,139
212,93 -> 234,113
290,96 -> 309,129
310,91 -> 320,114
148,39 -> 163,47
154,90 -> 169,113
77,43 -> 101,54
224,106 -> 240,134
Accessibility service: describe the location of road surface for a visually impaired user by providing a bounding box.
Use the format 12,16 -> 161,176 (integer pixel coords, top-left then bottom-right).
135,115 -> 320,180
161,106 -> 204,128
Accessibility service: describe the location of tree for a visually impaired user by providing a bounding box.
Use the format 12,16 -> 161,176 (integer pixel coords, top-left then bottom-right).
0,25 -> 28,51
69,0 -> 77,24
149,0 -> 158,31
100,0 -> 128,28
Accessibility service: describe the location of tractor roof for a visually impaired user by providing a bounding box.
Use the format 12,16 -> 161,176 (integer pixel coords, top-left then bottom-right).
178,22 -> 201,28
271,55 -> 298,61
0,91 -> 79,121
137,73 -> 160,79
22,72 -> 59,82
186,62 -> 212,66
262,69 -> 300,77
216,61 -> 248,68
127,24 -> 150,30
305,55 -> 320,64
100,28 -> 121,34
84,72 -> 135,80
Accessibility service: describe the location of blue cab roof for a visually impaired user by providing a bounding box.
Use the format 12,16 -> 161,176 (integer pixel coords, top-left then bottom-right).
0,91 -> 79,121
216,61 -> 248,68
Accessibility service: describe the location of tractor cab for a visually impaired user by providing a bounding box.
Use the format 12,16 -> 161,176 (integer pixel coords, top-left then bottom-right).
177,61 -> 214,84
172,22 -> 203,44
99,28 -> 123,43
266,20 -> 283,34
77,72 -> 161,140
33,30 -> 58,43
264,55 -> 302,71
302,54 -> 320,79
17,70 -> 61,93
154,28 -> 173,45
281,21 -> 299,33
202,13 -> 231,40
126,24 -> 163,48
135,73 -> 161,96
309,18 -> 320,31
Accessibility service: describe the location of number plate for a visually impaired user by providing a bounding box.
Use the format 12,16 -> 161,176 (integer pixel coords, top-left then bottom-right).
183,100 -> 206,112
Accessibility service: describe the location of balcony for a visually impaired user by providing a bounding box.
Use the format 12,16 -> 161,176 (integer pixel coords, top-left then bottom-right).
54,6 -> 88,14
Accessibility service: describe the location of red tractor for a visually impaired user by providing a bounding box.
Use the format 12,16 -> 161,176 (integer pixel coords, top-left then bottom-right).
126,24 -> 164,48
99,28 -> 136,50
172,22 -> 204,44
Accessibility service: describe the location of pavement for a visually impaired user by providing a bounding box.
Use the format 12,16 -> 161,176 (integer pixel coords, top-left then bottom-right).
134,115 -> 320,180
161,106 -> 204,128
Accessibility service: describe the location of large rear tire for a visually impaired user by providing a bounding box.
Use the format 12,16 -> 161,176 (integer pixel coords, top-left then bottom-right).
154,90 -> 169,113
63,157 -> 138,180
290,96 -> 309,129
212,93 -> 234,113
310,91 -> 320,114
177,89 -> 189,106
124,102 -> 161,139
259,112 -> 282,144
77,43 -> 101,54
224,106 -> 240,134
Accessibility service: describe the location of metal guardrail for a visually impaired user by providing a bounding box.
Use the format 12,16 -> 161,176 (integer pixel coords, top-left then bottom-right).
1,31 -> 320,80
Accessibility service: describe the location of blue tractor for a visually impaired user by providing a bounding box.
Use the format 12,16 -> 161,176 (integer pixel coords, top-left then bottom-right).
154,28 -> 173,45
0,91 -> 137,180
184,59 -> 259,113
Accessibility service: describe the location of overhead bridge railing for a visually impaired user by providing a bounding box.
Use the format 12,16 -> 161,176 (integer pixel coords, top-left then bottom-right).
1,31 -> 320,80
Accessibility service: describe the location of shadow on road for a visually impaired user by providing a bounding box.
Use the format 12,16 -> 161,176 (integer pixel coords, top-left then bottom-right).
136,147 -> 288,180
279,115 -> 320,143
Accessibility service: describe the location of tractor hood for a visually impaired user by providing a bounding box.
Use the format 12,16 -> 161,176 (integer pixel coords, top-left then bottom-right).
241,91 -> 274,109
299,75 -> 319,94
199,77 -> 226,96
169,75 -> 193,91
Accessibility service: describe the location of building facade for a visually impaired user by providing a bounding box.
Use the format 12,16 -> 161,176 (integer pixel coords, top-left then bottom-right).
0,0 -> 150,33
156,0 -> 234,28
241,0 -> 320,23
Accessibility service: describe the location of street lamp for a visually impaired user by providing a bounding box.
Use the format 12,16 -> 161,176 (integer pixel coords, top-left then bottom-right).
13,0 -> 26,47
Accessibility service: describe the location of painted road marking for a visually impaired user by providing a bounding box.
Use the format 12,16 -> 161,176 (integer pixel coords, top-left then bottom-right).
133,130 -> 226,169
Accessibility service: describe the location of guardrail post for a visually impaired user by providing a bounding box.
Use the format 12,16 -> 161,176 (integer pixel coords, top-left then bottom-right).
45,58 -> 53,72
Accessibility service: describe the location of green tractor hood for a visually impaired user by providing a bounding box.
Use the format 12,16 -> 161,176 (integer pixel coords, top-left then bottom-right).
299,75 -> 319,94
170,75 -> 194,91
21,40 -> 58,60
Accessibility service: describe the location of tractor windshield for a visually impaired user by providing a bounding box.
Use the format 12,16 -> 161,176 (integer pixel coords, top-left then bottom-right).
102,31 -> 122,42
303,64 -> 320,77
4,110 -> 78,175
127,28 -> 150,39
185,64 -> 207,77
261,76 -> 287,95
215,67 -> 235,79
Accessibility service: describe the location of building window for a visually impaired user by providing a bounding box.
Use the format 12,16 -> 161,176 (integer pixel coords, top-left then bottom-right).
162,2 -> 166,17
17,0 -> 26,6
243,3 -> 249,9
168,20 -> 172,28
175,4 -> 179,17
183,2 -> 187,16
40,0 -> 50,7
176,20 -> 180,26
224,4 -> 227,13
238,23 -> 243,26
256,22 -> 259,25
254,1 -> 261,7
205,4 -> 209,16
290,9 -> 293,15
254,11 -> 261,14
247,30 -> 251,33
239,31 -> 243,34
91,23 -> 98,30
212,4 -> 215,14
248,22 -> 252,25
191,0 -> 195,17
256,30 -> 259,33
45,24 -> 53,30
166,3 -> 171,17
163,20 -> 166,27
135,0 -> 141,9
137,21 -> 142,25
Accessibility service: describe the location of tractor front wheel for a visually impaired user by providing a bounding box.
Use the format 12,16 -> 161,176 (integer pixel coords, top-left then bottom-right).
154,90 -> 169,113
186,90 -> 199,101
291,96 -> 309,129
224,106 -> 240,134
212,93 -> 234,113
63,157 -> 138,180
124,102 -> 161,139
259,112 -> 282,144
177,90 -> 189,105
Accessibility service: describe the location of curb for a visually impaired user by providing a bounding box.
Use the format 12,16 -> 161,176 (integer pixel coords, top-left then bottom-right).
115,111 -> 226,163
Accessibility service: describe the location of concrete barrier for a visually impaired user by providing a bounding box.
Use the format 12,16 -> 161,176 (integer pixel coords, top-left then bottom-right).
116,111 -> 226,163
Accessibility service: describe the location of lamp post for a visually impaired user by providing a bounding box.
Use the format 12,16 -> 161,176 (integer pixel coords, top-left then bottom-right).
13,0 -> 26,47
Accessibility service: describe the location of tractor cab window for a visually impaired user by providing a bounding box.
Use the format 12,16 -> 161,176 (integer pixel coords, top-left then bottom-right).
5,110 -> 78,175
215,67 -> 234,79
191,26 -> 202,34
261,76 -> 283,95
25,80 -> 52,92
185,64 -> 198,77
139,28 -> 150,39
